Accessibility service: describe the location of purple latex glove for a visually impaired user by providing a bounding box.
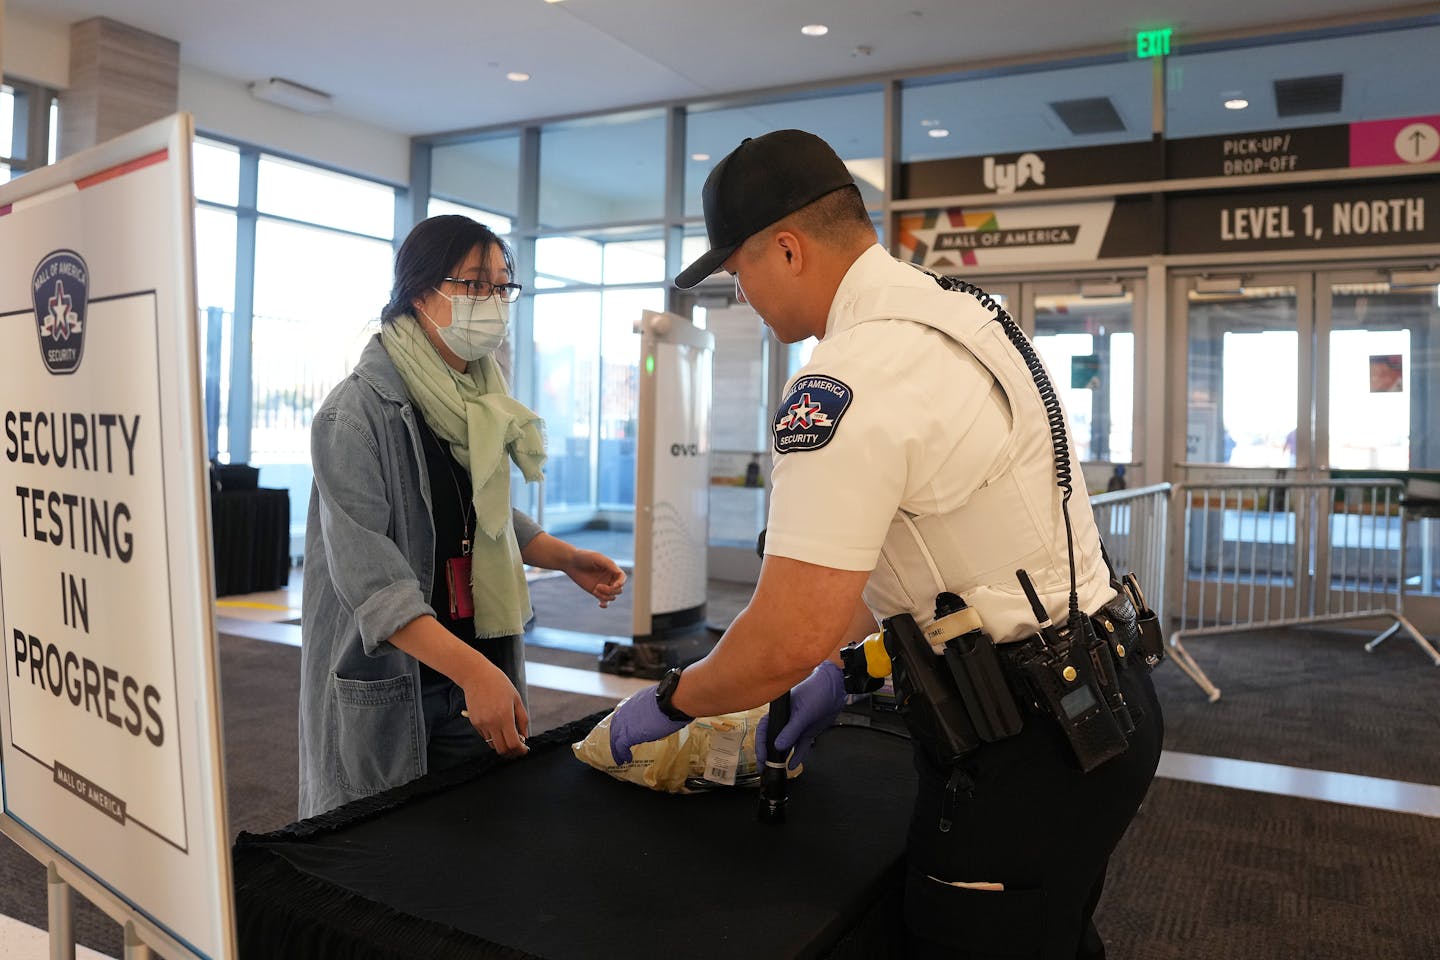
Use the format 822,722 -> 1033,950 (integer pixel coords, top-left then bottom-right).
608,685 -> 688,764
756,661 -> 847,771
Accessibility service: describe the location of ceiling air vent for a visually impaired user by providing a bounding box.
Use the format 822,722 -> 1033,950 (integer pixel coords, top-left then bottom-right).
1049,97 -> 1126,135
1273,74 -> 1343,117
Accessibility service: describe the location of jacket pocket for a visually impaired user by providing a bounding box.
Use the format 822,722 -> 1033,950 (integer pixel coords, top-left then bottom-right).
904,870 -> 1047,957
331,673 -> 421,796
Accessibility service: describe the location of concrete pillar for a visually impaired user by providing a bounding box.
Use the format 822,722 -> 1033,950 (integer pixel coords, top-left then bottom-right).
58,17 -> 178,158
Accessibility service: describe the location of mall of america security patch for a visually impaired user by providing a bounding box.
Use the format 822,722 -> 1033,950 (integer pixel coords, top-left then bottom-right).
772,375 -> 852,454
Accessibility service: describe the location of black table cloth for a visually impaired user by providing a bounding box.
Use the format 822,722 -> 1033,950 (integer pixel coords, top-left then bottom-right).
211,488 -> 290,596
233,712 -> 918,960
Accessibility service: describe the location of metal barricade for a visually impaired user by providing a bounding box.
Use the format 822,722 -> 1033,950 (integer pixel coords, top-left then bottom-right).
1089,483 -> 1170,621
1165,479 -> 1439,701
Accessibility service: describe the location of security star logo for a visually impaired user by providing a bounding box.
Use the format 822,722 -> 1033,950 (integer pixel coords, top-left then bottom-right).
32,249 -> 89,375
41,281 -> 82,340
772,376 -> 852,454
775,393 -> 832,431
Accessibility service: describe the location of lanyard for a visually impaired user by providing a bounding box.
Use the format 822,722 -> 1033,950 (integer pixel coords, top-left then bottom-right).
424,420 -> 474,556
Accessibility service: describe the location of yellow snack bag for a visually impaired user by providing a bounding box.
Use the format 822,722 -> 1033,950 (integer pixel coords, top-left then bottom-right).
573,699 -> 768,794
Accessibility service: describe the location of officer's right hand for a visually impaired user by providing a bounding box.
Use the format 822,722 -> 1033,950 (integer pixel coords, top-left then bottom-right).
757,660 -> 847,771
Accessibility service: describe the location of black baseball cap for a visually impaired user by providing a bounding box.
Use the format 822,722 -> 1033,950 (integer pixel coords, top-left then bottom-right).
675,129 -> 855,289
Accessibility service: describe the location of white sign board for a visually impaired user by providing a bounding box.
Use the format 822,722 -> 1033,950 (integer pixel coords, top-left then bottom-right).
0,115 -> 235,958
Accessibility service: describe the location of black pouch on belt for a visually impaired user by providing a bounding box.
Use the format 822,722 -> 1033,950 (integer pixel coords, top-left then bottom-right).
881,613 -> 981,769
1091,593 -> 1145,729
1121,572 -> 1166,669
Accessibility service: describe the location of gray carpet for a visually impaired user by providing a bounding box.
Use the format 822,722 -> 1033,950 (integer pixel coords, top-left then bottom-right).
1149,627 -> 1440,785
1095,777 -> 1440,959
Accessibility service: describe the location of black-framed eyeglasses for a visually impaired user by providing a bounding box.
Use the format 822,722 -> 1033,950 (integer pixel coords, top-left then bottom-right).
440,277 -> 524,304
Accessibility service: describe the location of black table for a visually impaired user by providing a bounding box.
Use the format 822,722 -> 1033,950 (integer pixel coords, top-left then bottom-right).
211,488 -> 290,596
233,712 -> 918,960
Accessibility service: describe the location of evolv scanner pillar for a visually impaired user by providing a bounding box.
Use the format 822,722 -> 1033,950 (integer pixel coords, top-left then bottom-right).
600,310 -> 716,679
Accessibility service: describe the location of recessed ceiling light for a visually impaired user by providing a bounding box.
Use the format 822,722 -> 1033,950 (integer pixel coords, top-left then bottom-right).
690,153 -> 710,161
928,128 -> 950,138
920,118 -> 939,127
801,24 -> 829,37
507,71 -> 530,83
1224,97 -> 1249,110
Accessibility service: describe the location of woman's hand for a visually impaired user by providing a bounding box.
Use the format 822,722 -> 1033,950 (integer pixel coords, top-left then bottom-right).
456,655 -> 530,758
564,549 -> 627,608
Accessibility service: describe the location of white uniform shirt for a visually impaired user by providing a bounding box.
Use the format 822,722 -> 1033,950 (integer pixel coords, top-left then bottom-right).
764,244 -> 1113,643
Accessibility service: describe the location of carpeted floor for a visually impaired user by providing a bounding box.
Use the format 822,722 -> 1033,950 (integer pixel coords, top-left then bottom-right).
1147,627 -> 1440,785
1095,777 -> 1440,959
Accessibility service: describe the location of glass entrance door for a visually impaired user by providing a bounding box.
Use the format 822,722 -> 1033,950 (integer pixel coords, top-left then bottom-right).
1319,268 -> 1440,599
1174,267 -> 1440,601
1175,272 -> 1311,479
1317,269 -> 1440,473
1178,267 -> 1440,479
1029,280 -> 1141,477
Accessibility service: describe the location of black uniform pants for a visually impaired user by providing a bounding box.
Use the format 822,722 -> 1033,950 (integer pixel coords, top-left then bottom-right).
903,663 -> 1163,960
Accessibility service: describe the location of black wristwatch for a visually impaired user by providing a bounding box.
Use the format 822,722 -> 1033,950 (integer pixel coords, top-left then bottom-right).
654,667 -> 694,722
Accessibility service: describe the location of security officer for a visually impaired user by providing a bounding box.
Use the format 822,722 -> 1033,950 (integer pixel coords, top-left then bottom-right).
609,129 -> 1163,959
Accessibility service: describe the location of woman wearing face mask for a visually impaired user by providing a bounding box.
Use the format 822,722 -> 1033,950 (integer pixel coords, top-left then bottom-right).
298,215 -> 627,818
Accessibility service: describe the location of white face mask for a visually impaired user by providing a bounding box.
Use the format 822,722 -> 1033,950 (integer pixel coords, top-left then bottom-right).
422,291 -> 509,361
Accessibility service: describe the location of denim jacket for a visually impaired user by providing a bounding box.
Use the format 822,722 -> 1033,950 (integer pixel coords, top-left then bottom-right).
298,335 -> 541,819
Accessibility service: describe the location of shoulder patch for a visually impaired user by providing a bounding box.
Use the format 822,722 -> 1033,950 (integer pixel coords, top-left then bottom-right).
772,375 -> 853,454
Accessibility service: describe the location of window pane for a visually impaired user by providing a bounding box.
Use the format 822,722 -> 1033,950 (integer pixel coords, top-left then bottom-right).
598,288 -> 662,509
687,90 -> 884,216
195,206 -> 237,461
603,237 -> 664,285
251,218 -> 392,464
902,60 -> 1153,161
1167,24 -> 1440,138
1329,281 -> 1438,471
193,138 -> 239,206
257,155 -> 395,238
1186,284 -> 1298,467
426,197 -> 512,234
1329,328 -> 1410,469
535,235 -> 602,287
431,134 -> 520,221
1,85 -> 14,158
533,292 -> 599,513
540,112 -> 665,228
48,99 -> 58,165
195,206 -> 237,315
1033,290 -> 1135,464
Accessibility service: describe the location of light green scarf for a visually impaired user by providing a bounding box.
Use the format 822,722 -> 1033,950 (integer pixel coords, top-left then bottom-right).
381,314 -> 546,639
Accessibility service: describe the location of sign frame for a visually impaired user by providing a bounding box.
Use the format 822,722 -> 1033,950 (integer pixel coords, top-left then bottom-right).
0,113 -> 236,959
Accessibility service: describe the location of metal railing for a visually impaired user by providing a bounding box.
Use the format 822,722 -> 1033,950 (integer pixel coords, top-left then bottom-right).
1089,482 -> 1170,620
1164,479 -> 1439,701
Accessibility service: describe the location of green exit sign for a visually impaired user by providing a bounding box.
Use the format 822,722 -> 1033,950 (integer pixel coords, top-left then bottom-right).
1137,28 -> 1172,58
